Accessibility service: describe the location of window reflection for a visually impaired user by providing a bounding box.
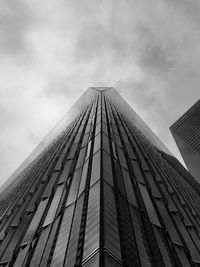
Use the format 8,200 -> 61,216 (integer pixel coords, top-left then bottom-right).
93,134 -> 101,155
102,151 -> 113,186
83,182 -> 100,261
90,151 -> 101,186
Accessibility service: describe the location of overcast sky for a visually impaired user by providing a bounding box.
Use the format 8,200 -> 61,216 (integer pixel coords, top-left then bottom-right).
0,0 -> 200,187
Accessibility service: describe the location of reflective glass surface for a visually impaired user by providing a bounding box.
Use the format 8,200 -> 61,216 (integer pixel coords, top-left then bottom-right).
0,88 -> 200,266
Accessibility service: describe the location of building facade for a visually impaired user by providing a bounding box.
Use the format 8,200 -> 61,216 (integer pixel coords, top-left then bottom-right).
0,88 -> 200,266
170,100 -> 200,183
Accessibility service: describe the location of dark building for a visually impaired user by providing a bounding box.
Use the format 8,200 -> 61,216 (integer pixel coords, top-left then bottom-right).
170,100 -> 200,183
0,87 -> 200,267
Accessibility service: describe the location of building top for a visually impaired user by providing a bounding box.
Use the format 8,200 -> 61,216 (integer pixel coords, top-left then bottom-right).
170,99 -> 200,131
89,86 -> 113,92
0,87 -> 172,194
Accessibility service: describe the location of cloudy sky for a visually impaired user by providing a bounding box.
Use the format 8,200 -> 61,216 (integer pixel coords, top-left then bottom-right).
0,0 -> 200,187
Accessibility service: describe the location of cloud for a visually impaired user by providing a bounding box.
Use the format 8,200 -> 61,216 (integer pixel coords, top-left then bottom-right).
0,0 -> 200,185
134,25 -> 175,73
0,0 -> 35,59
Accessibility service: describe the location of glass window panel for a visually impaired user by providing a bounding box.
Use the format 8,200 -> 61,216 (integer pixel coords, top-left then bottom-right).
112,124 -> 118,134
130,207 -> 151,267
85,141 -> 92,160
13,245 -> 30,267
118,124 -> 125,135
54,157 -> 63,172
82,252 -> 99,267
117,147 -> 127,169
139,184 -> 161,227
111,141 -> 117,159
102,122 -> 108,136
174,246 -> 191,267
131,160 -> 145,184
85,124 -> 91,134
74,133 -> 82,144
65,194 -> 84,267
40,174 -> 49,184
97,106 -> 101,115
78,160 -> 89,197
155,199 -> 182,246
83,182 -> 100,260
160,184 -> 178,213
93,134 -> 101,155
104,252 -> 122,267
66,168 -> 82,207
1,213 -> 32,263
121,132 -> 129,144
95,122 -> 101,136
164,180 -> 174,194
82,133 -> 90,147
58,145 -> 69,164
68,144 -> 77,159
29,226 -> 51,267
58,159 -> 73,184
77,125 -> 84,134
51,204 -> 75,267
90,151 -> 101,186
102,151 -> 113,186
88,114 -> 94,122
96,114 -> 101,125
140,157 -> 150,171
172,196 -> 192,227
40,216 -> 60,266
173,214 -> 200,263
153,226 -> 173,267
102,114 -> 107,124
115,134 -> 122,148
104,182 -> 121,260
102,134 -> 109,154
21,199 -> 48,245
76,146 -> 87,169
56,186 -> 67,215
125,144 -> 137,160
10,215 -> 21,227
42,172 -> 59,199
186,207 -> 200,231
121,168 -> 138,207
188,228 -> 200,252
26,186 -> 43,212
17,197 -> 25,206
144,172 -> 162,199
102,106 -> 106,113
0,229 -> 14,258
114,161 -> 126,195
43,184 -> 65,227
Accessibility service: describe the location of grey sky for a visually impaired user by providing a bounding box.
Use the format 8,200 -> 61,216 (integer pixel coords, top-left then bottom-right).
0,0 -> 200,186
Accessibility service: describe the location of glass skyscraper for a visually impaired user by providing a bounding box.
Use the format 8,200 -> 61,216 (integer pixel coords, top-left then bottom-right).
0,87 -> 200,266
170,100 -> 200,183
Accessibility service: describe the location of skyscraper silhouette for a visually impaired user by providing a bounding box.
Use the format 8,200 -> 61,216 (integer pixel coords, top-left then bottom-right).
0,87 -> 200,267
170,100 -> 200,183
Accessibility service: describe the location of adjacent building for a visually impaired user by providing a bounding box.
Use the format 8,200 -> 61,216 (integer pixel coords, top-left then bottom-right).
170,100 -> 200,183
0,87 -> 200,266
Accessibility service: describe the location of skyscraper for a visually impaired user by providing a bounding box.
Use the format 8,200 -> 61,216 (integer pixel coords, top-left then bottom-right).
0,87 -> 200,267
170,100 -> 200,183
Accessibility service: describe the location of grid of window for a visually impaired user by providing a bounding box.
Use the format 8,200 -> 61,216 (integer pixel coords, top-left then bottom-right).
170,100 -> 200,152
0,88 -> 200,266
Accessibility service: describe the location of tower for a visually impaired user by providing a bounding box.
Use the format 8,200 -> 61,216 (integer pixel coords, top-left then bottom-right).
0,87 -> 200,266
170,100 -> 200,183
